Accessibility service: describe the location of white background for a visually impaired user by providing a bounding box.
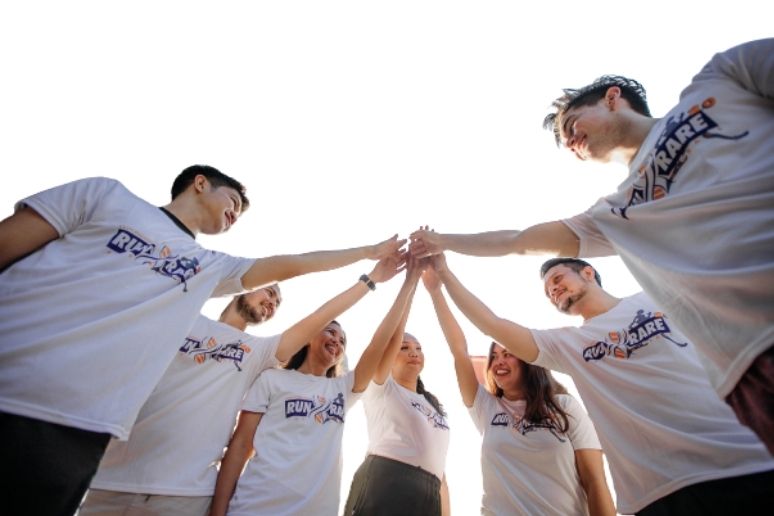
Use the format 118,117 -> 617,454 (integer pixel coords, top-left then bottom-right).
1,2 -> 770,514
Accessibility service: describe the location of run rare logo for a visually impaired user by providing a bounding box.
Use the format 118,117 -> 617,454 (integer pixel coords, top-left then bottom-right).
179,335 -> 251,371
410,401 -> 449,430
490,413 -> 566,442
285,393 -> 346,424
582,309 -> 687,362
613,97 -> 749,219
107,229 -> 201,291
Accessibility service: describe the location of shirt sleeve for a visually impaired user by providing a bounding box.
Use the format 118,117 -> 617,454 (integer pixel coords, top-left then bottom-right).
343,371 -> 362,411
245,333 -> 282,380
16,177 -> 120,236
209,254 -> 256,297
695,38 -> 774,100
241,370 -> 273,413
560,395 -> 601,451
466,385 -> 491,435
562,207 -> 616,258
530,327 -> 573,375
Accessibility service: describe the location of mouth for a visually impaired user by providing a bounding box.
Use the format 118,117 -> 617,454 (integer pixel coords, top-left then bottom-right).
494,368 -> 511,376
324,343 -> 338,357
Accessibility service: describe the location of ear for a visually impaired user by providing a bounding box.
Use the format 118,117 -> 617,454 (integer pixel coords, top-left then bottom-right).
193,174 -> 210,193
605,86 -> 622,110
581,265 -> 597,282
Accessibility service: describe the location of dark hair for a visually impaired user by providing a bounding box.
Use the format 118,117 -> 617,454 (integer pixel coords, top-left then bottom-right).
417,376 -> 446,417
540,258 -> 602,287
170,164 -> 250,211
543,75 -> 652,147
284,321 -> 343,378
485,342 -> 570,432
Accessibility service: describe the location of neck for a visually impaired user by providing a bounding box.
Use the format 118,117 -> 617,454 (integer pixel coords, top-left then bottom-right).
297,357 -> 331,377
219,307 -> 248,332
501,385 -> 525,401
616,116 -> 659,165
578,289 -> 621,321
162,198 -> 200,236
393,371 -> 418,392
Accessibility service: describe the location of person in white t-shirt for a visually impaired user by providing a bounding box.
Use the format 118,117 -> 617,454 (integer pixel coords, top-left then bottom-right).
210,254 -> 425,516
0,164 -> 405,516
409,38 -> 774,453
344,264 -> 451,516
422,265 -> 614,516
431,254 -> 774,515
80,283 -> 281,515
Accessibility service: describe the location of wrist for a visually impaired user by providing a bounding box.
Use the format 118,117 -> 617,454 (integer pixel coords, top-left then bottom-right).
359,274 -> 376,290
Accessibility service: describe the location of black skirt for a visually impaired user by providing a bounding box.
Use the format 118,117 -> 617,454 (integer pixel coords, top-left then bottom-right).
343,454 -> 442,516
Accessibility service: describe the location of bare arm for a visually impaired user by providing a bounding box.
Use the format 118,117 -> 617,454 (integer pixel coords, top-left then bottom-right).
409,221 -> 579,258
575,449 -> 616,516
352,257 -> 422,393
275,253 -> 404,363
423,265 -> 479,407
210,410 -> 263,516
433,254 -> 540,363
371,276 -> 417,385
0,207 -> 59,271
241,234 -> 406,290
441,474 -> 451,516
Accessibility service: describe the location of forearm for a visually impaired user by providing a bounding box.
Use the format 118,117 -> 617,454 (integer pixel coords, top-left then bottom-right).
242,246 -> 372,290
277,281 -> 371,362
439,230 -> 524,257
586,479 -> 616,516
374,293 -> 414,383
354,278 -> 417,391
210,443 -> 251,516
429,289 -> 468,360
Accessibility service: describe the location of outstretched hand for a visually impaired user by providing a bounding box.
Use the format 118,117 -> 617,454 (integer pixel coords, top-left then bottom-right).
369,234 -> 407,260
369,250 -> 407,284
409,225 -> 442,258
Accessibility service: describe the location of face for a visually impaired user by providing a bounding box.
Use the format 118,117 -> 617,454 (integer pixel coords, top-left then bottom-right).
543,264 -> 593,315
236,286 -> 281,324
310,323 -> 347,368
488,345 -> 523,392
393,335 -> 424,377
199,182 -> 243,234
558,97 -> 621,163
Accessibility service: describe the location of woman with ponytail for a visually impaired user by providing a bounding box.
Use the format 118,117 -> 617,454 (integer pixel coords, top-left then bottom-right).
344,260 -> 451,516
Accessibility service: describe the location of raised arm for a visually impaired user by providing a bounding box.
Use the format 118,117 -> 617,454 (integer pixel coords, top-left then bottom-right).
352,256 -> 422,393
433,254 -> 540,363
0,207 -> 59,271
409,221 -> 579,258
371,258 -> 425,385
422,264 -> 479,407
241,234 -> 406,290
209,410 -> 263,516
275,252 -> 404,362
576,449 -> 616,516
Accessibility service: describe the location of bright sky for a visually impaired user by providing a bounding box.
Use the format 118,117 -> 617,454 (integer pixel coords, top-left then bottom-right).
1,2 -> 770,514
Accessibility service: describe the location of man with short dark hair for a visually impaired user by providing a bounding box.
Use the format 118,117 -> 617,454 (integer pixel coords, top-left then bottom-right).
0,165 -> 404,515
429,254 -> 774,515
410,38 -> 774,452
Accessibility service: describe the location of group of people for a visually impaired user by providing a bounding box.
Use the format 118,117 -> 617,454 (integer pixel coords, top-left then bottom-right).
0,37 -> 772,515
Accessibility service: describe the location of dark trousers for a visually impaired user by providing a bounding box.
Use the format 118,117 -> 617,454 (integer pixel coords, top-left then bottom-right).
726,344 -> 774,455
0,412 -> 110,516
344,454 -> 442,516
636,469 -> 774,515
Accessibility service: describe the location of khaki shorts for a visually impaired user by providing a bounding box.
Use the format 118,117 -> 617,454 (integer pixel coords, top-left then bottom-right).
80,489 -> 211,516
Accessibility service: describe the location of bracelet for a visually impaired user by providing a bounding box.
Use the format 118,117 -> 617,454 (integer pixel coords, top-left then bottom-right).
359,274 -> 376,291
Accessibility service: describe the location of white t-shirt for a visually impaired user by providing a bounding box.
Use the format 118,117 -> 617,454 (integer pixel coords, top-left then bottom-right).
531,293 -> 774,514
469,387 -> 599,516
227,368 -> 362,516
90,315 -> 281,496
0,178 -> 254,439
363,375 -> 450,481
563,39 -> 774,396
